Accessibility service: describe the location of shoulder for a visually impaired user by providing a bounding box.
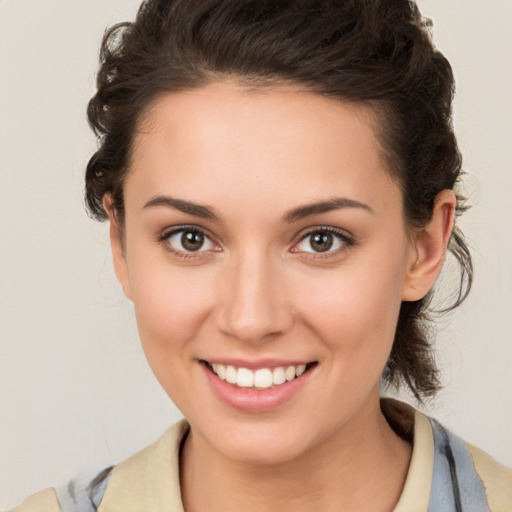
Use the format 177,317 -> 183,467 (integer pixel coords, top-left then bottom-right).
10,467 -> 112,512
97,418 -> 188,510
10,419 -> 189,512
427,414 -> 512,511
382,398 -> 512,512
466,441 -> 512,511
10,488 -> 60,512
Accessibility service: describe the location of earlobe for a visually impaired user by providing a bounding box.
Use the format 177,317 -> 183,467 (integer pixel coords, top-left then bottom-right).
103,195 -> 133,301
401,190 -> 456,302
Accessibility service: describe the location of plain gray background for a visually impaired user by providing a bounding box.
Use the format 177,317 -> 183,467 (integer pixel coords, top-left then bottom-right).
1,0 -> 511,508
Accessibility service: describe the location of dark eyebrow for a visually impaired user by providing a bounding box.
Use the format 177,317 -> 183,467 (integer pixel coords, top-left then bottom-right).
282,197 -> 374,223
143,195 -> 372,223
143,195 -> 221,221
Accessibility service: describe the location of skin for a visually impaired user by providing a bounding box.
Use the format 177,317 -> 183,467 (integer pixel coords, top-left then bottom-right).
106,81 -> 455,511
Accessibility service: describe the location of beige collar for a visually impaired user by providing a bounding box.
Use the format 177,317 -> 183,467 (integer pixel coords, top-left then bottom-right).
99,399 -> 434,512
385,399 -> 434,512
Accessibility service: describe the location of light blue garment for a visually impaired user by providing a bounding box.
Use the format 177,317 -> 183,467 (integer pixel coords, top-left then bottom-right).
427,419 -> 489,512
56,468 -> 111,512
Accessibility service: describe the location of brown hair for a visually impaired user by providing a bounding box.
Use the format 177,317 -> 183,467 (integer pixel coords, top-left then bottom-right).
85,0 -> 473,402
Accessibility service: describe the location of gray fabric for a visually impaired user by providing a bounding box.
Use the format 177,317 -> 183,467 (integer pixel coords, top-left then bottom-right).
89,473 -> 110,510
427,418 -> 490,512
56,468 -> 111,512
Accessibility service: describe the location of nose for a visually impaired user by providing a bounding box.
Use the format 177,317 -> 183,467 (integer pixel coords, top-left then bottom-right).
214,250 -> 294,343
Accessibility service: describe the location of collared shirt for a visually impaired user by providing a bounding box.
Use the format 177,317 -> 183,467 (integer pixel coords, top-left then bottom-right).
12,399 -> 512,512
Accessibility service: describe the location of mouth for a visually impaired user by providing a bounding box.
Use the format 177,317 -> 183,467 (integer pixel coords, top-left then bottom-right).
200,360 -> 317,390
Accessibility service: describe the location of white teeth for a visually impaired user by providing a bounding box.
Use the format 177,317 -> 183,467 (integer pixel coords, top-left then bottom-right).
296,364 -> 306,377
225,365 -> 237,384
237,368 -> 254,387
254,368 -> 273,388
216,364 -> 226,380
272,367 -> 286,385
209,362 -> 311,389
285,366 -> 296,381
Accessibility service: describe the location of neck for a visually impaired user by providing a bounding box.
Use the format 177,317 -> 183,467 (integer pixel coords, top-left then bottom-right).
180,396 -> 412,512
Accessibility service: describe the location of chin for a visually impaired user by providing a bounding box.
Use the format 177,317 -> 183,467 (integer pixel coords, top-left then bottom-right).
199,418 -> 318,466
220,438 -> 307,466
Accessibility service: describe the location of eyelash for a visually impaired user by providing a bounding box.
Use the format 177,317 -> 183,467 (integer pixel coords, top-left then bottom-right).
291,226 -> 355,258
157,226 -> 220,260
157,225 -> 355,260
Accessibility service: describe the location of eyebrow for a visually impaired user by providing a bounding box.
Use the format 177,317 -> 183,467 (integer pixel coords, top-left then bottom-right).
142,195 -> 374,223
282,197 -> 374,223
143,195 -> 221,221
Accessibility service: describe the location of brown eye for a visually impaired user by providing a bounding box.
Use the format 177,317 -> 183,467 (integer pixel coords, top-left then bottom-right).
294,229 -> 351,255
165,228 -> 217,253
181,231 -> 205,251
310,232 -> 333,252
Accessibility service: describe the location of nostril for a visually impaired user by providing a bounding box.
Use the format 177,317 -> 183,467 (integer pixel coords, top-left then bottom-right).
213,263 -> 294,342
214,301 -> 295,343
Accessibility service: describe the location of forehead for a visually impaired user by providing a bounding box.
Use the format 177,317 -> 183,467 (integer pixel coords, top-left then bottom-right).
126,81 -> 400,216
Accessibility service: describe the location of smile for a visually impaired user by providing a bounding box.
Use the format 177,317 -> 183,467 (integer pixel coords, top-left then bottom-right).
202,361 -> 315,390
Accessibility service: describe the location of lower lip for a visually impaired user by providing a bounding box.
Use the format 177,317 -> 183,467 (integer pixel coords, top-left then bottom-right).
201,363 -> 314,413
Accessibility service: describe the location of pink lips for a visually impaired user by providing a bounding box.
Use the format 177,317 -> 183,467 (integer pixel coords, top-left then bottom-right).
201,361 -> 314,413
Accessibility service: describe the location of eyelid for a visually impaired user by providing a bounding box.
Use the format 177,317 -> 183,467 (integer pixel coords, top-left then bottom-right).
156,224 -> 354,259
290,226 -> 355,255
157,225 -> 221,257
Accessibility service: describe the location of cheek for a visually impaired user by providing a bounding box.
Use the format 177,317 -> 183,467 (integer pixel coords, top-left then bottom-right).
293,255 -> 406,369
128,254 -> 217,364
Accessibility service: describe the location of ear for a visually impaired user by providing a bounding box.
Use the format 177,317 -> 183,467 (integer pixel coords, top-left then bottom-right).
401,190 -> 456,302
103,195 -> 133,301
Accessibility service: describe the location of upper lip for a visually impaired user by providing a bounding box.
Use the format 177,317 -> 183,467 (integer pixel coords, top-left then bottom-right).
200,358 -> 315,370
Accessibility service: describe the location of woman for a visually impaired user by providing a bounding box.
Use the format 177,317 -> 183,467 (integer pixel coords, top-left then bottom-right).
12,0 -> 511,510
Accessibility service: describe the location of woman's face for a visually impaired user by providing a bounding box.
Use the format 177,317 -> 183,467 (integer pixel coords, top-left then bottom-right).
114,81 -> 420,464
